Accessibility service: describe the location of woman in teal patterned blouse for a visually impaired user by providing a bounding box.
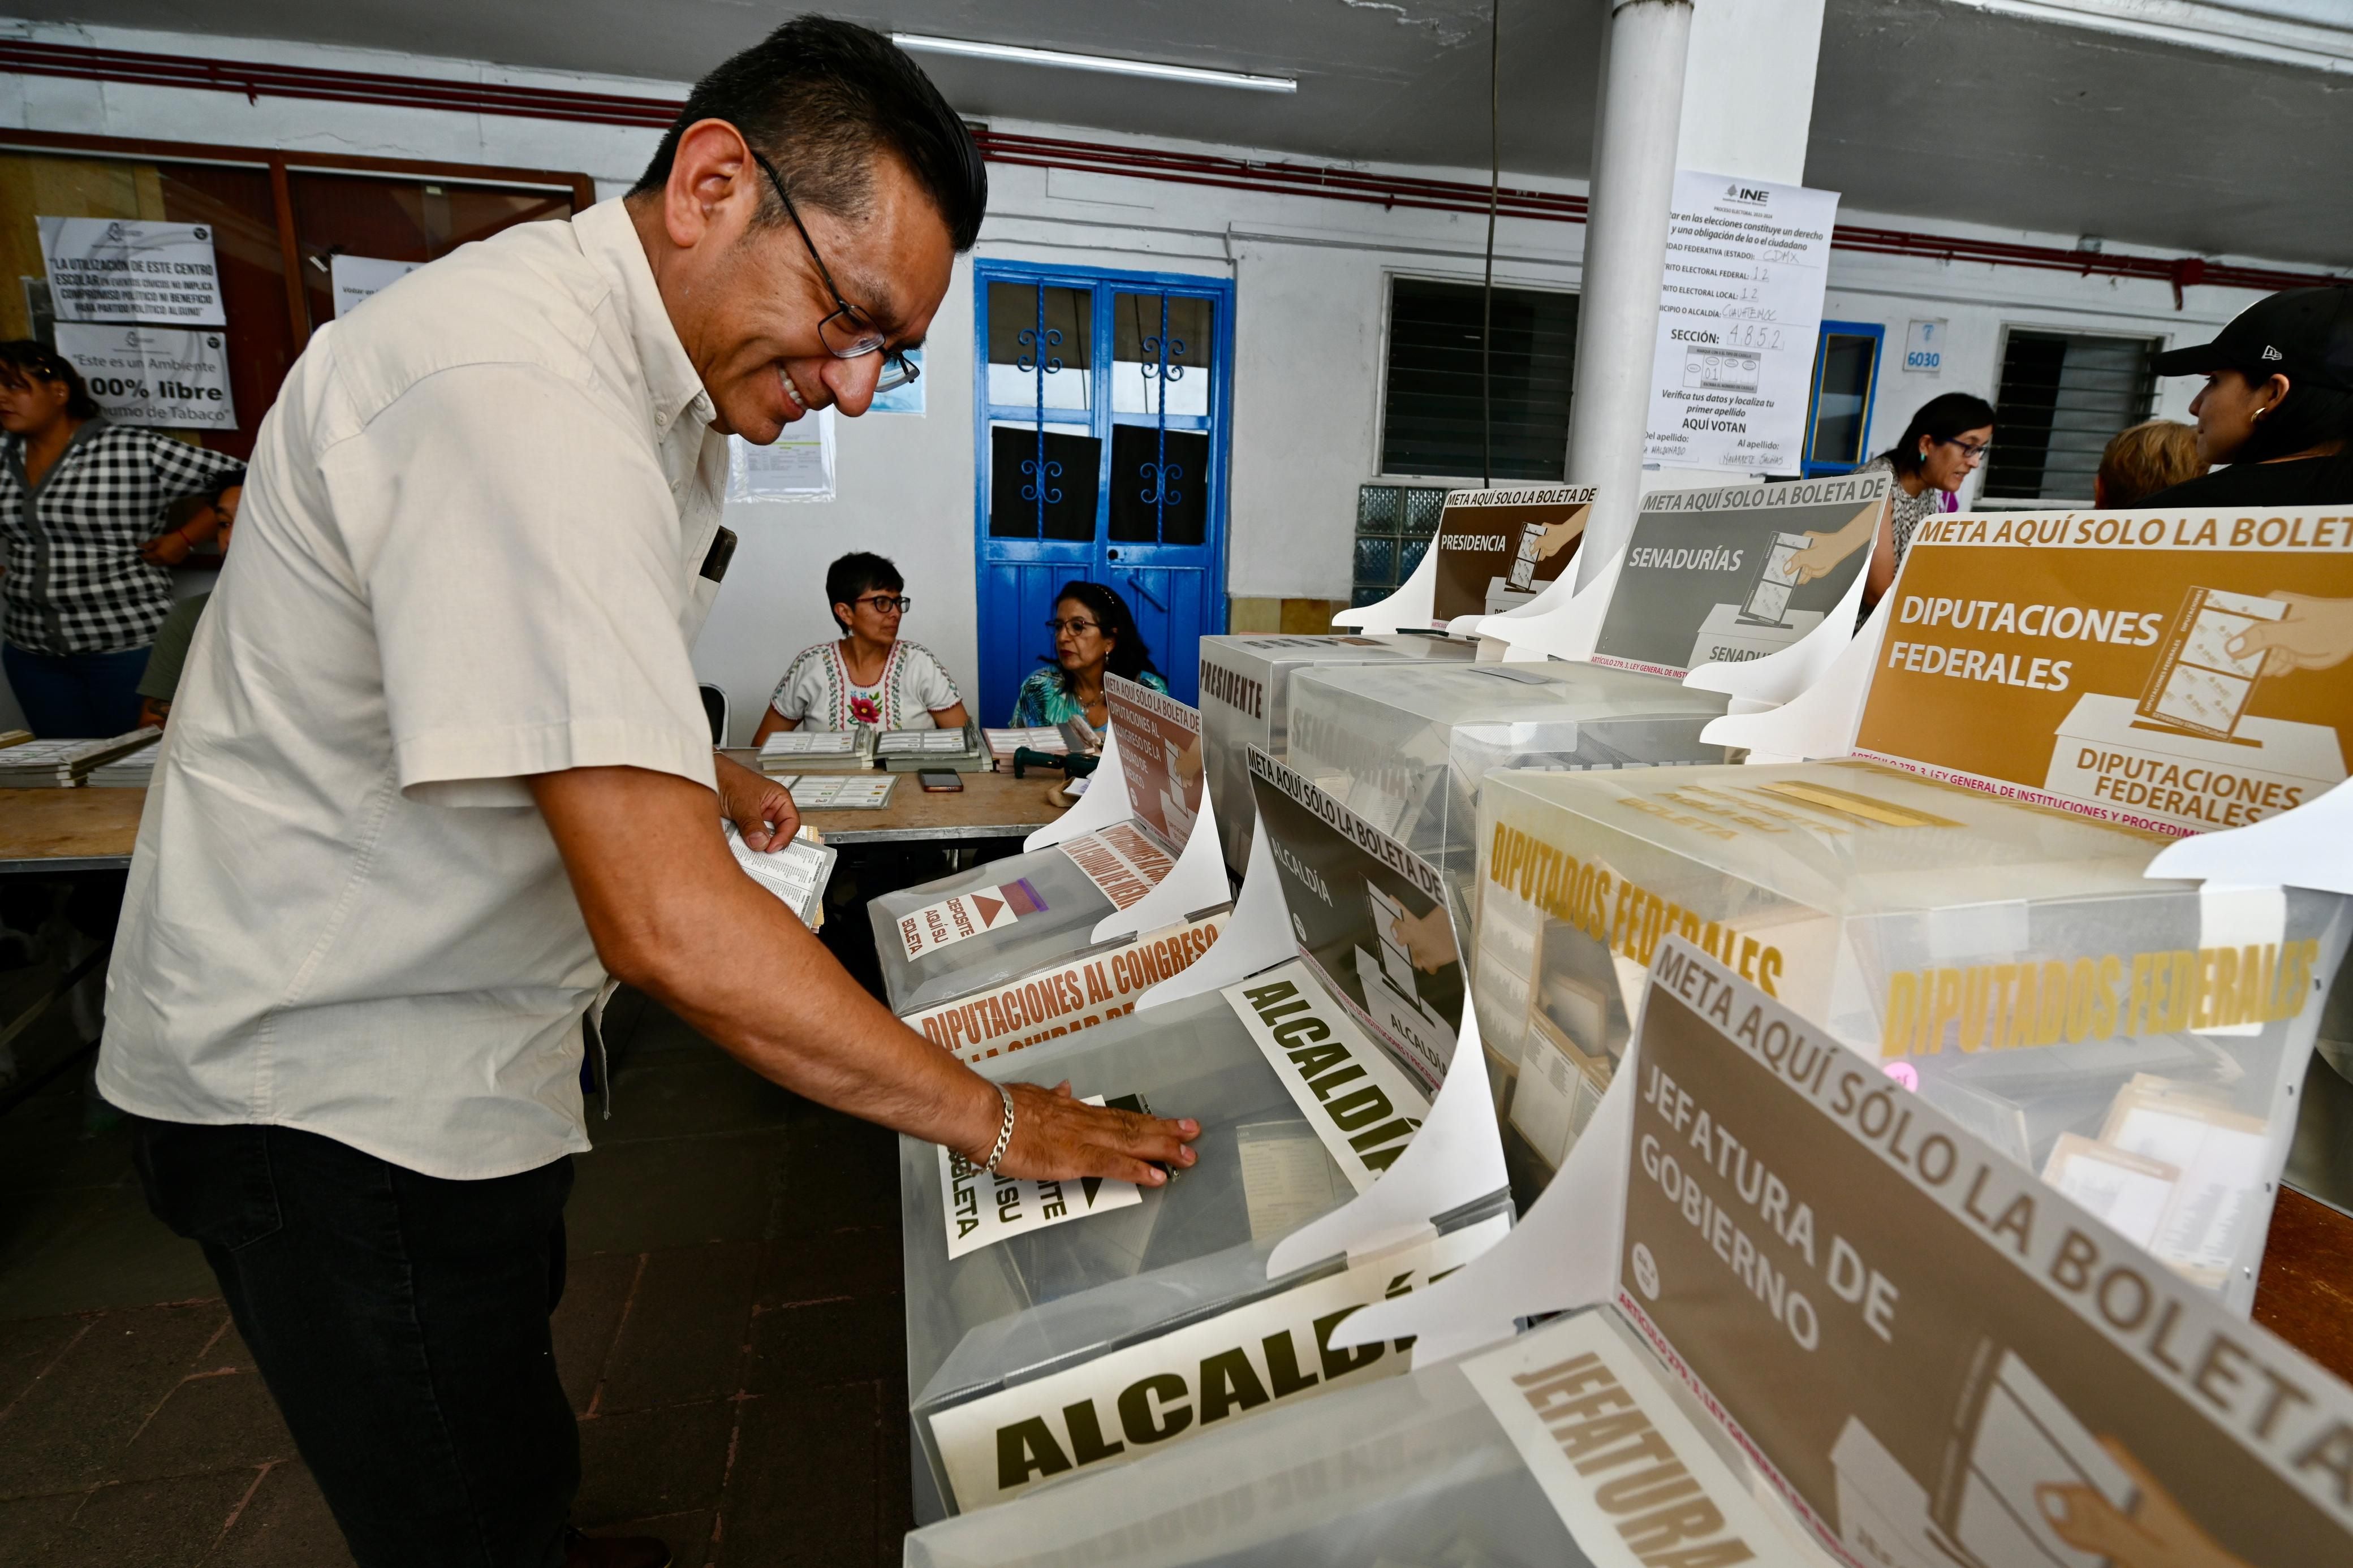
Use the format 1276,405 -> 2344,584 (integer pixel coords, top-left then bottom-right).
1010,580 -> 1167,730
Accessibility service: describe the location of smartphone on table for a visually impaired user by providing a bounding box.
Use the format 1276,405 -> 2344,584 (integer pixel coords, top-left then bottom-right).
918,771 -> 963,792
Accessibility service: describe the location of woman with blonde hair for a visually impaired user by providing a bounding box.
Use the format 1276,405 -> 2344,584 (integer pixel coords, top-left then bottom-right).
2093,420 -> 2206,508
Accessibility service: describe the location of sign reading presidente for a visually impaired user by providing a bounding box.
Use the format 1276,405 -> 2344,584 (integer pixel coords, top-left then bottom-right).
1429,485 -> 1596,623
1618,936 -> 2353,1567
1855,509 -> 2353,835
1591,473 -> 1891,679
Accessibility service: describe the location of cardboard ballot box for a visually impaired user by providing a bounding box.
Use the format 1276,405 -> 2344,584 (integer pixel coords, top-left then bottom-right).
1198,632 -> 1474,876
1285,660 -> 1730,931
1471,758 -> 2351,1304
902,1307 -> 1783,1568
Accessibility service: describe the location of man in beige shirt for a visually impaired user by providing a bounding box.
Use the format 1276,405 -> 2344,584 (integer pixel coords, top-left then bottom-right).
98,21 -> 1194,1568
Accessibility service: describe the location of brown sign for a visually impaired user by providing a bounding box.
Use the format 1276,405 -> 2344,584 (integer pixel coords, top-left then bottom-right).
1430,485 -> 1594,623
1617,935 -> 2353,1567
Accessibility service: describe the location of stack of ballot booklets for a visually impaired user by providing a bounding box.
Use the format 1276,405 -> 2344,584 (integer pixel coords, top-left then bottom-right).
88,745 -> 162,788
723,823 -> 835,929
755,728 -> 873,776
769,774 -> 896,810
981,725 -> 1067,765
0,729 -> 160,787
878,721 -> 990,773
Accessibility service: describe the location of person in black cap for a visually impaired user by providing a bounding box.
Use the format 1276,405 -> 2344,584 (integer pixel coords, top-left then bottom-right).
2141,287 -> 2353,506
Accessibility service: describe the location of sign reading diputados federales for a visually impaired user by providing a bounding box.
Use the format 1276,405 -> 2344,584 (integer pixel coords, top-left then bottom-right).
1617,936 -> 2353,1566
1429,485 -> 1597,623
1591,472 -> 1891,680
925,1212 -> 1508,1511
1244,746 -> 1464,1087
1856,509 -> 2353,836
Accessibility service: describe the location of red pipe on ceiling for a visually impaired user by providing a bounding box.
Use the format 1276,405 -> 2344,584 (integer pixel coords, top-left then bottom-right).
1,37 -> 2341,299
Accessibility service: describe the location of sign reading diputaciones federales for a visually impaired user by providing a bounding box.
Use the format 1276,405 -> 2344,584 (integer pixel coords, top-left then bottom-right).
1617,935 -> 2353,1567
1855,508 -> 2353,835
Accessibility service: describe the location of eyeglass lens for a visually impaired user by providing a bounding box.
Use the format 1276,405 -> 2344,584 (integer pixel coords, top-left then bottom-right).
1046,619 -> 1101,635
861,595 -> 912,612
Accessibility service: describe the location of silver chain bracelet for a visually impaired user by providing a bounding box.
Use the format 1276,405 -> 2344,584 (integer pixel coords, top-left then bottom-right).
984,1083 -> 1016,1174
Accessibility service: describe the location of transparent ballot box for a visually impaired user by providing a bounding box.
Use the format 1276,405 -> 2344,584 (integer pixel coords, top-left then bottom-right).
903,1308 -> 1764,1568
1470,759 -> 2351,1303
868,823 -> 1185,1015
900,986 -> 1509,1519
1285,660 -> 1730,928
1198,632 -> 1474,875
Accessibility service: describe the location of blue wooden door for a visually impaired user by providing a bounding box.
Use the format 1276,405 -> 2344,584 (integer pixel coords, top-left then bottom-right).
975,262 -> 1232,720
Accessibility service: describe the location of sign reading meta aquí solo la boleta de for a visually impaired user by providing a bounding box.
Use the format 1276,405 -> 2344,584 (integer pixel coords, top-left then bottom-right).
1856,508 -> 2353,836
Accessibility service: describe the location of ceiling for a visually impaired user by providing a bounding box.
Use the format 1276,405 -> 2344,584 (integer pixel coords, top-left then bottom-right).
9,0 -> 2349,266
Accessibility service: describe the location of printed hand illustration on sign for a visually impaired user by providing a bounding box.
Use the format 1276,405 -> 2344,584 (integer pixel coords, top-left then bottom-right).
1388,902 -> 1458,974
2226,593 -> 2353,676
1783,501 -> 1882,584
2036,1439 -> 2251,1568
1536,519 -> 1581,560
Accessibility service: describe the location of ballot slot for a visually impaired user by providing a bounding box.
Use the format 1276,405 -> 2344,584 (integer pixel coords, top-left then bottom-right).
1196,631 -> 1475,878
1467,757 -> 2351,1308
898,748 -> 1509,1519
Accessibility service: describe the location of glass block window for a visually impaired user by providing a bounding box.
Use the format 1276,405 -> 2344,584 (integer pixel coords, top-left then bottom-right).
1351,483 -> 1450,607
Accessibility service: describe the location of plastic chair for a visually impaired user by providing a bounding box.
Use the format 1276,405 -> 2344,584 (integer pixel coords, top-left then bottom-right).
698,684 -> 729,747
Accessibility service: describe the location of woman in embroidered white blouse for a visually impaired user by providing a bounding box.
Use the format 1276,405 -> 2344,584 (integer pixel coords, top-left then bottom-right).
754,550 -> 970,737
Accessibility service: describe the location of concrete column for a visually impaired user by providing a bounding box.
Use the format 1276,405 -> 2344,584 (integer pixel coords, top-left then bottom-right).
1565,0 -> 1694,585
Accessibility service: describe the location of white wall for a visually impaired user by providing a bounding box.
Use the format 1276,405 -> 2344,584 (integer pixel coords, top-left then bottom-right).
0,16 -> 2307,735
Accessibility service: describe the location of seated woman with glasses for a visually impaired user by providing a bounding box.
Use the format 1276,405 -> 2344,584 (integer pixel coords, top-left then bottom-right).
1011,580 -> 1167,732
754,551 -> 969,737
1810,392 -> 1997,616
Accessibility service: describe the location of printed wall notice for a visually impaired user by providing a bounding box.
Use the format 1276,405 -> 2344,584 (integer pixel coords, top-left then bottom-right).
1855,510 -> 2353,835
330,253 -> 423,318
1643,171 -> 1839,476
51,324 -> 235,429
1591,471 -> 1891,679
1428,485 -> 1596,623
1105,674 -> 1205,852
727,408 -> 834,502
38,217 -> 225,326
904,912 -> 1226,1065
1615,936 -> 2353,1567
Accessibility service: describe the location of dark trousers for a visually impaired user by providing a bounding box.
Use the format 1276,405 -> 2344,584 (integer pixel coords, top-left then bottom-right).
2,642 -> 150,737
133,1117 -> 579,1568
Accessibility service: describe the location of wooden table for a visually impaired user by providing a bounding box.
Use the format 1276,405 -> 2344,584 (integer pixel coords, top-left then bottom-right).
0,787 -> 144,872
730,758 -> 1071,846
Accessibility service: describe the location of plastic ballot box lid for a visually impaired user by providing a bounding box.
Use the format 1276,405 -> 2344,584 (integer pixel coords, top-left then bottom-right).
1199,632 -> 1475,875
900,982 -> 1509,1516
902,1306 -> 1794,1568
869,824 -> 1181,1014
1470,759 -> 2351,1307
1285,659 -> 1730,926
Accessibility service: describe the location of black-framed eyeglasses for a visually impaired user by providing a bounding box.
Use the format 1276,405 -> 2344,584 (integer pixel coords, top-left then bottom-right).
745,144 -> 919,395
854,594 -> 913,614
1045,617 -> 1104,637
1936,436 -> 1993,464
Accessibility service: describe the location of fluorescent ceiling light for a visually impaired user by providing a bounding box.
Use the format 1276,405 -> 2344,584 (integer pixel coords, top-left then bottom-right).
891,33 -> 1298,93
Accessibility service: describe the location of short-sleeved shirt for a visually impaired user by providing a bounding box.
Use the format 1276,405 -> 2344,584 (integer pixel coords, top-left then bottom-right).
769,639 -> 960,731
1856,456 -> 1947,575
1009,666 -> 1169,727
97,198 -> 729,1181
135,592 -> 209,703
0,420 -> 244,654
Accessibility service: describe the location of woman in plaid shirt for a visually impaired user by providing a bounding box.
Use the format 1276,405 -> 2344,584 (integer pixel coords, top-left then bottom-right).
0,341 -> 244,736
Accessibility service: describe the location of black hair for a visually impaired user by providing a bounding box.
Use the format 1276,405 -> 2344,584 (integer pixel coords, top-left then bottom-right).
630,16 -> 985,251
1044,581 -> 1160,689
0,340 -> 101,421
1882,392 -> 1998,477
825,550 -> 903,632
2233,373 -> 2353,465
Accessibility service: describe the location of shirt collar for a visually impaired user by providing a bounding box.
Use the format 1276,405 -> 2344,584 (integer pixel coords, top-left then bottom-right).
574,198 -> 716,437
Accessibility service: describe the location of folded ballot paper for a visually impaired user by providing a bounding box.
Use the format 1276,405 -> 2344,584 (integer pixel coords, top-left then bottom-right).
898,747 -> 1511,1520
870,677 -> 1233,1062
754,725 -> 873,776
723,823 -> 835,929
1469,758 -> 2351,1308
1197,630 -> 1474,875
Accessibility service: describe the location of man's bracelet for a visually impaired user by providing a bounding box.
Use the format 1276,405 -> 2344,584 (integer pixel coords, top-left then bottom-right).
984,1083 -> 1016,1175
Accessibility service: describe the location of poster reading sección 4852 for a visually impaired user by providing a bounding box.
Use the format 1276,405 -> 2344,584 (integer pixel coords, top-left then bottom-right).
1855,509 -> 2353,835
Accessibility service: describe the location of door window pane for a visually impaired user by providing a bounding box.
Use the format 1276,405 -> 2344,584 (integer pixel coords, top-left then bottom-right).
1380,278 -> 1577,480
986,282 -> 1090,411
1111,291 -> 1210,416
287,172 -> 571,330
1807,332 -> 1880,469
1108,426 -> 1208,545
1985,329 -> 2157,502
989,424 -> 1099,540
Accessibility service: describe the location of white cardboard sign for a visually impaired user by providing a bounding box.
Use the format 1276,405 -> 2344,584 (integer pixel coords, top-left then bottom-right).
52,323 -> 236,429
38,216 -> 225,326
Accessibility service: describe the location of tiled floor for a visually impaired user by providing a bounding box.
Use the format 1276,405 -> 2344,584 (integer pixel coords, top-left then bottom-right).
0,986 -> 913,1567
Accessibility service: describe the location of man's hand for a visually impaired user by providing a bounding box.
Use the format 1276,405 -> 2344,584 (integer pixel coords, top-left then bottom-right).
984,1080 -> 1199,1187
714,750 -> 799,850
140,531 -> 193,567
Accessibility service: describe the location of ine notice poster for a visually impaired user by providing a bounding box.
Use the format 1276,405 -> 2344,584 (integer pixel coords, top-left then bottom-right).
1428,485 -> 1596,623
1589,470 -> 1890,678
1854,509 -> 2353,835
1615,937 -> 2353,1567
1643,171 -> 1839,476
37,217 -> 226,326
